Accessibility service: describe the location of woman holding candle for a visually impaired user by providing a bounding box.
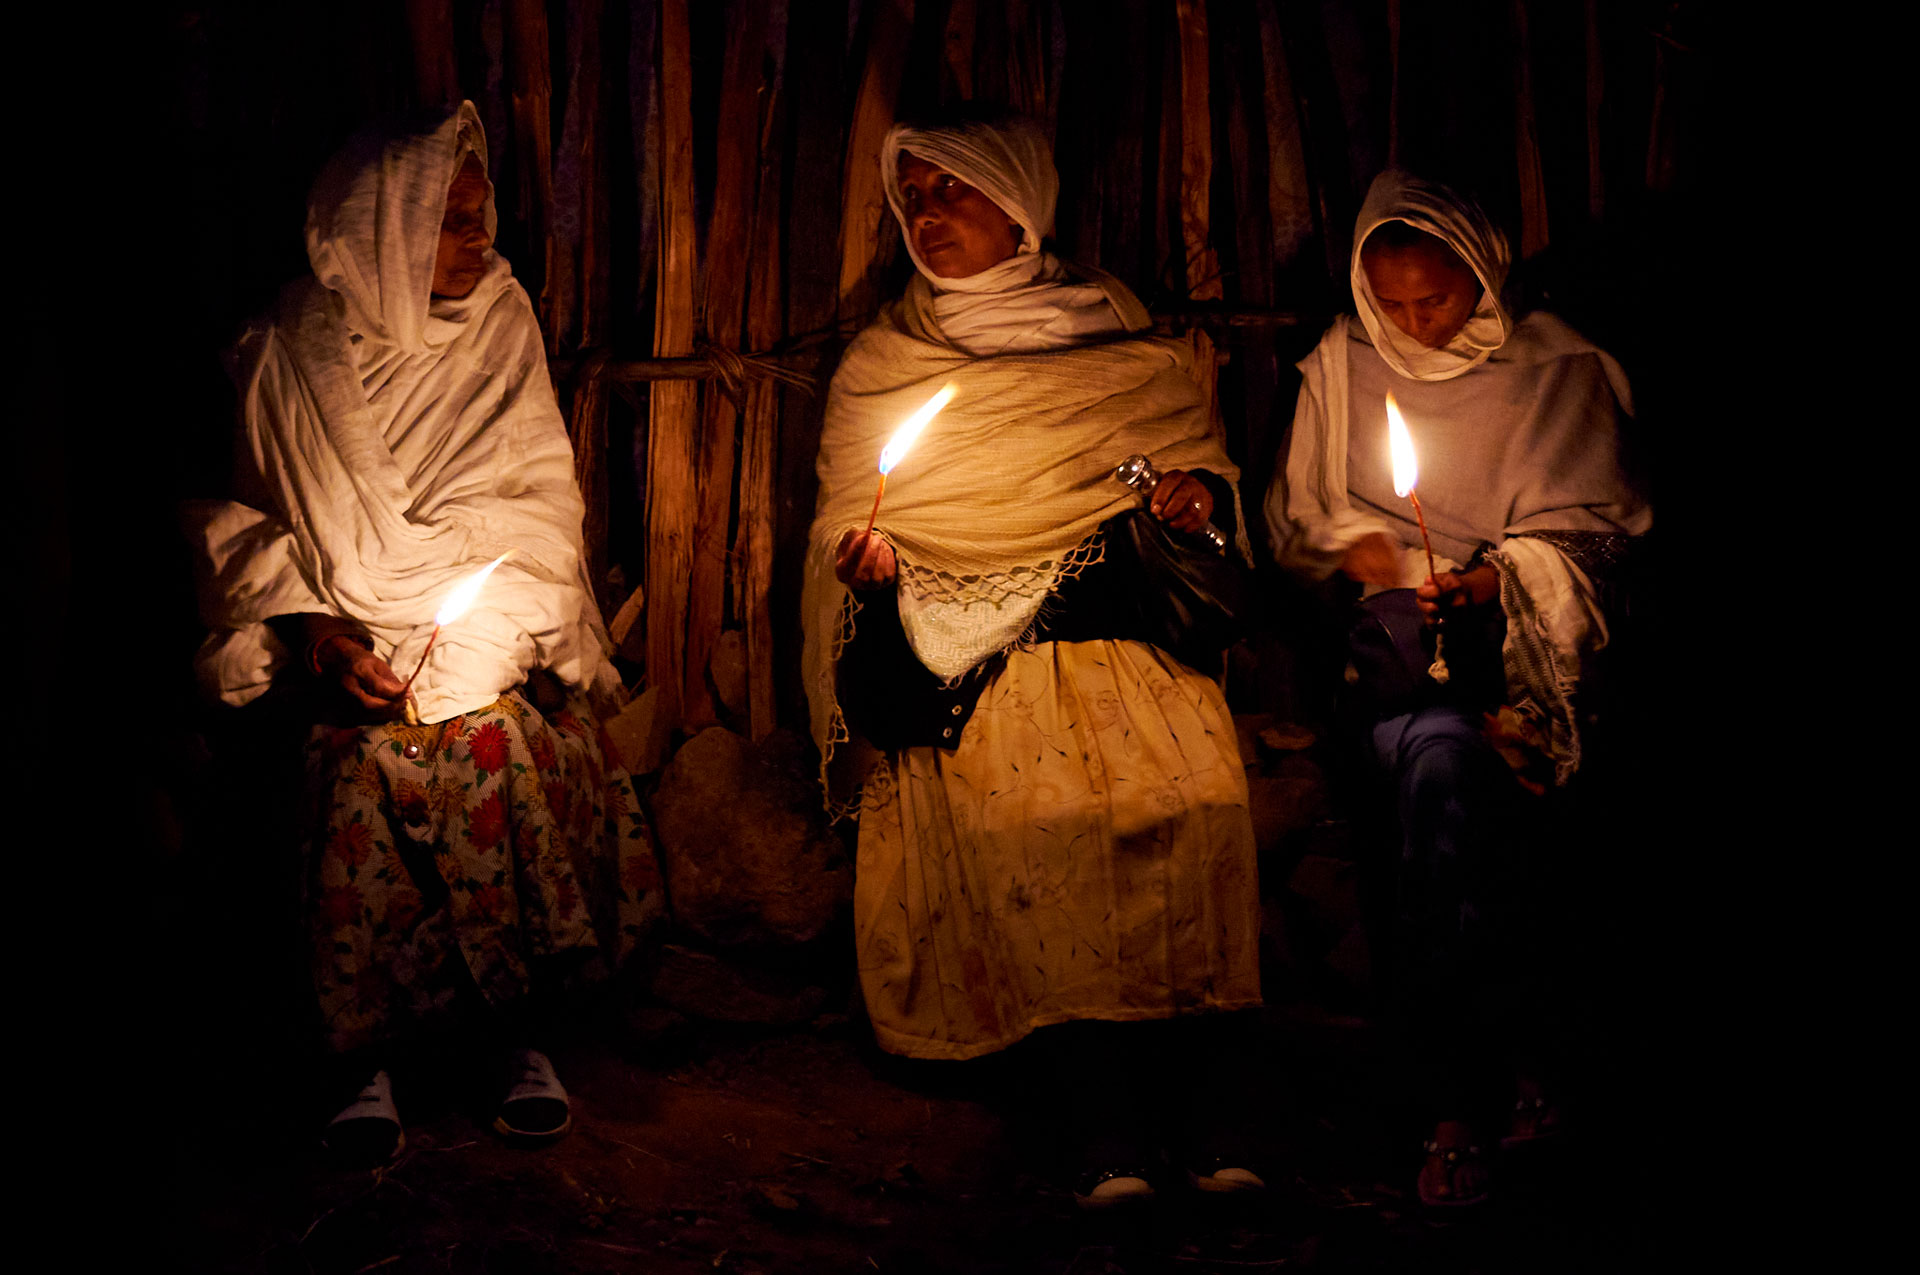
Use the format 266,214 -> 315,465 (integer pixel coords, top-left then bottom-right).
189,104 -> 662,1163
1267,170 -> 1650,1206
803,114 -> 1265,1208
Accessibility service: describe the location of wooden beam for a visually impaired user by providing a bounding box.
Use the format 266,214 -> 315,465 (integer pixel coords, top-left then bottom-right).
1255,0 -> 1313,271
836,0 -> 914,325
684,0 -> 773,728
506,0 -> 557,351
404,0 -> 458,109
647,0 -> 698,723
1175,0 -> 1222,428
1512,0 -> 1549,259
738,18 -> 789,740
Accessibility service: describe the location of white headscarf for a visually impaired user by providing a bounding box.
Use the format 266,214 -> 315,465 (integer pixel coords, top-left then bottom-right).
881,116 -> 1122,355
1350,170 -> 1513,382
305,103 -> 507,353
190,103 -> 616,723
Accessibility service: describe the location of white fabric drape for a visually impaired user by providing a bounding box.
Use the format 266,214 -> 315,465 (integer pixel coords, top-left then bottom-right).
1268,171 -> 1649,783
805,116 -> 1243,790
189,102 -> 617,724
1350,169 -> 1514,382
880,118 -> 1122,356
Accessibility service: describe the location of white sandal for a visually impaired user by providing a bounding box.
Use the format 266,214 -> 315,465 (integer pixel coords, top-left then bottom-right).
324,1069 -> 404,1163
493,1048 -> 571,1141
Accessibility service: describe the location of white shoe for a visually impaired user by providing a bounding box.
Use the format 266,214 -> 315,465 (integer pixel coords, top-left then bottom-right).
324,1069 -> 404,1163
493,1048 -> 571,1141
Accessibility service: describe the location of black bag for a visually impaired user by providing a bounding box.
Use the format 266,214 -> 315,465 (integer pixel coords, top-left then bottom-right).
1344,586 -> 1507,722
1110,509 -> 1250,663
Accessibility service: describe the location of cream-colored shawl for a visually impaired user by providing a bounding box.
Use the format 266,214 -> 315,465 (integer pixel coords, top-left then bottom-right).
804,119 -> 1241,793
190,103 -> 618,723
1268,170 -> 1648,783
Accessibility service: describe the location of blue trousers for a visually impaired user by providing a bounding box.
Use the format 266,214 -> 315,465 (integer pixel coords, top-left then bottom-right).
1369,706 -> 1532,1115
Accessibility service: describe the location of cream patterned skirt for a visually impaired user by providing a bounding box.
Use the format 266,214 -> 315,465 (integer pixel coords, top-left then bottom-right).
855,640 -> 1261,1060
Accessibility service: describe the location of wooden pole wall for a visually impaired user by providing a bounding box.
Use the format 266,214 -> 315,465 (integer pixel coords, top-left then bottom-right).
172,0 -> 1704,742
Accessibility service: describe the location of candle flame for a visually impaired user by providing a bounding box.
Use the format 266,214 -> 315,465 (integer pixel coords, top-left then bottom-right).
1387,393 -> 1419,498
878,382 -> 959,475
436,552 -> 512,627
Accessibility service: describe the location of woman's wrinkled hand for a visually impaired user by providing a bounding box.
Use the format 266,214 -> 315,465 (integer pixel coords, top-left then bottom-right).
1339,532 -> 1401,586
1416,564 -> 1500,621
1149,469 -> 1214,534
317,635 -> 409,720
835,528 -> 898,589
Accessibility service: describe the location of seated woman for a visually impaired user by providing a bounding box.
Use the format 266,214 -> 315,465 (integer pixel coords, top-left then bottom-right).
190,103 -> 662,1162
1267,170 -> 1650,1206
803,114 -> 1264,1207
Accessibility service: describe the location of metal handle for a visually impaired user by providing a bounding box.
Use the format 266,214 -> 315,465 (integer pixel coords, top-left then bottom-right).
1113,454 -> 1227,551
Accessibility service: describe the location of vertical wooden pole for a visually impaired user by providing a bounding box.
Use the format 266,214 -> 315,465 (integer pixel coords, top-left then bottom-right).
1175,0 -> 1221,425
405,0 -> 459,108
1511,0 -> 1549,259
738,19 -> 789,740
558,0 -> 611,610
1255,0 -> 1312,272
837,0 -> 914,325
648,0 -> 699,722
506,0 -> 557,351
1584,0 -> 1606,223
941,0 -> 977,103
684,0 -> 772,727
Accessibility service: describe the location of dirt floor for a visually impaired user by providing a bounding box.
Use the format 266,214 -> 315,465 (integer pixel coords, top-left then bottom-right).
151,705 -> 1657,1272
160,979 -> 1650,1274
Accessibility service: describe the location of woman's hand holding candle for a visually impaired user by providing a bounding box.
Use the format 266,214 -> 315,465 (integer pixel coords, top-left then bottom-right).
1415,564 -> 1499,620
315,636 -> 409,720
835,527 -> 897,589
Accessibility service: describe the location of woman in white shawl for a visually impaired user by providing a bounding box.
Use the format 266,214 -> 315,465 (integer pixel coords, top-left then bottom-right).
1267,170 -> 1649,1206
803,114 -> 1264,1207
190,104 -> 661,1162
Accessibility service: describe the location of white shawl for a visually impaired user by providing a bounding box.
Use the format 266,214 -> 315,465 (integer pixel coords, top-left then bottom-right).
805,117 -> 1242,789
189,103 -> 617,723
1268,171 -> 1649,783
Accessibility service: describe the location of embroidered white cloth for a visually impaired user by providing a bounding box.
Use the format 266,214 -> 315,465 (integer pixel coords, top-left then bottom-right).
1267,171 -> 1649,782
189,103 -> 617,724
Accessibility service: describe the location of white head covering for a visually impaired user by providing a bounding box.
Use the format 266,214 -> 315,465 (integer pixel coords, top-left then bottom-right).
880,116 -> 1122,355
304,101 -> 507,354
1350,170 -> 1513,382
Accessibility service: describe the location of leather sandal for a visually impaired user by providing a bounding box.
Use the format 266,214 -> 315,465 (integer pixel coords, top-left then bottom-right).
492,1048 -> 571,1142
323,1069 -> 405,1166
1418,1137 -> 1489,1208
1073,1166 -> 1156,1211
1500,1094 -> 1564,1150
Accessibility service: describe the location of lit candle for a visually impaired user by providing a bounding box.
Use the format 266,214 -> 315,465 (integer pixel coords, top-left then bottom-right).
399,550 -> 513,719
1386,393 -> 1450,684
860,381 -> 959,543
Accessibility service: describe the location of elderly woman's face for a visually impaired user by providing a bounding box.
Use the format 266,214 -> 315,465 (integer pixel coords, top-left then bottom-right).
432,154 -> 493,298
896,154 -> 1022,279
1362,238 -> 1482,349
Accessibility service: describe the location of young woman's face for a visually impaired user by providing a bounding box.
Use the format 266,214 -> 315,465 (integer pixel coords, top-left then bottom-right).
432,155 -> 493,299
895,154 -> 1022,279
1362,238 -> 1482,349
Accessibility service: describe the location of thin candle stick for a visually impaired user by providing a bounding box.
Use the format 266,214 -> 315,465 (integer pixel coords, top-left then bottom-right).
396,624 -> 442,704
860,472 -> 887,543
1407,489 -> 1439,584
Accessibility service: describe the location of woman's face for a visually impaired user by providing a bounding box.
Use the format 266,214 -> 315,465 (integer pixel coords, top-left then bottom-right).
896,154 -> 1022,279
432,154 -> 492,298
1362,238 -> 1482,349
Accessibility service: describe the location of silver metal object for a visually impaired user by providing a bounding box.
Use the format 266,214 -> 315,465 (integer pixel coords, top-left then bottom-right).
1113,453 -> 1227,551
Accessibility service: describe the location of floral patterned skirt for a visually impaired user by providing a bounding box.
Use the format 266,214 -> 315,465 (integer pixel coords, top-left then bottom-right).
304,689 -> 663,1054
854,640 -> 1262,1061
